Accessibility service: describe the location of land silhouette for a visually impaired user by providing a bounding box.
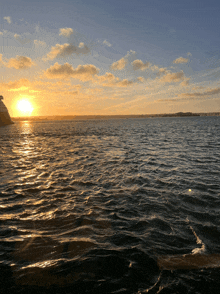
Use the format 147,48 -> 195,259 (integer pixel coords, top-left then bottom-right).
12,112 -> 220,122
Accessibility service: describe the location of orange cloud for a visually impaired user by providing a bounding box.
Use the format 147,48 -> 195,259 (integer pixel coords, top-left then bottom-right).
181,78 -> 190,87
137,77 -> 145,82
0,78 -> 30,90
59,28 -> 74,37
117,79 -> 134,87
96,72 -> 133,87
173,57 -> 189,64
97,72 -> 116,83
7,56 -> 35,69
156,67 -> 168,76
132,59 -> 150,70
45,62 -> 99,80
111,57 -> 127,70
46,43 -> 90,60
159,71 -> 185,83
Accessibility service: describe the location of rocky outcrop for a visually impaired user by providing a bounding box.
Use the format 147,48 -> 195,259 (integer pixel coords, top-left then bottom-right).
0,96 -> 14,126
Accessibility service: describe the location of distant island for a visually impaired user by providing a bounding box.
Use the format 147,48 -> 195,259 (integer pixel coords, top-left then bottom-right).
12,112 -> 220,122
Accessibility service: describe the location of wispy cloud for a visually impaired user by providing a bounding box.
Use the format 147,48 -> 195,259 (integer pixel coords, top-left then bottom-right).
0,78 -> 30,90
180,87 -> 220,98
14,34 -> 31,45
103,40 -> 112,47
158,71 -> 185,83
34,40 -> 46,47
4,16 -> 11,24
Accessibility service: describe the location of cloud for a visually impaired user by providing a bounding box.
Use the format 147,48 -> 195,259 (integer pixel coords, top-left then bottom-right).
117,79 -> 134,87
0,32 -> 3,35
45,43 -> 90,60
45,62 -> 99,80
111,57 -> 127,70
97,72 -> 116,83
0,78 -> 30,90
96,72 -> 133,87
14,34 -> 20,39
159,71 -> 185,83
110,50 -> 136,71
187,52 -> 192,56
34,40 -> 46,46
151,65 -> 168,76
157,86 -> 220,103
181,78 -> 190,87
4,16 -> 11,24
125,50 -> 136,58
173,57 -> 189,64
180,87 -> 220,98
59,28 -> 74,37
103,40 -> 112,47
132,59 -> 150,71
156,67 -> 168,76
137,77 -> 145,82
6,56 -> 35,69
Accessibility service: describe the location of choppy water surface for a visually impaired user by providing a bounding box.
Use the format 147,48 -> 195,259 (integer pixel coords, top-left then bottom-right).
0,117 -> 220,293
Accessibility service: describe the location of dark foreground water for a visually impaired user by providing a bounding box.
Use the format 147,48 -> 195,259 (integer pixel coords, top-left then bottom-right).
0,116 -> 220,294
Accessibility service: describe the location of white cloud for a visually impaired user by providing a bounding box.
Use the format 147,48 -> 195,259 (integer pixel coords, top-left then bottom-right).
0,32 -> 3,35
59,28 -> 74,37
4,16 -> 11,24
103,40 -> 112,47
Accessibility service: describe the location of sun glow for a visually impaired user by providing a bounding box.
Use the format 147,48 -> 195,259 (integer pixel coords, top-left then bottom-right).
17,99 -> 34,116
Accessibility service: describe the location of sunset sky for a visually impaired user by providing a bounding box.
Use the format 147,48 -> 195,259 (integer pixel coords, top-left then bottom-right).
1,0 -> 220,117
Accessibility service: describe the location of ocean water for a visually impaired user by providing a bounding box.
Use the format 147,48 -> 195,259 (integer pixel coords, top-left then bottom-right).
0,116 -> 220,294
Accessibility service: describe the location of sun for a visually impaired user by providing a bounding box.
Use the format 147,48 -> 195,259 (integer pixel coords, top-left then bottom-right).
17,99 -> 34,116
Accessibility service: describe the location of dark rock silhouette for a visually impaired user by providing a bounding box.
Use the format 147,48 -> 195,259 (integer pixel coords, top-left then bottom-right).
0,95 -> 14,126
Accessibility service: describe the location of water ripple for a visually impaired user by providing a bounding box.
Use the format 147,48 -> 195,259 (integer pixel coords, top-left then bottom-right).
0,117 -> 220,293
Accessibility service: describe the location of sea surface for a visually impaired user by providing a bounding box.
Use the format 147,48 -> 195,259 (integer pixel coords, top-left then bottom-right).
0,116 -> 220,294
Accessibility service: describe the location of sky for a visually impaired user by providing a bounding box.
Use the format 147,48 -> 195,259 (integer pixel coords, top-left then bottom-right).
1,0 -> 220,117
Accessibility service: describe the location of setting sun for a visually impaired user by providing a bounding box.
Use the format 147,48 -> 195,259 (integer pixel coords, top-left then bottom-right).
17,99 -> 34,116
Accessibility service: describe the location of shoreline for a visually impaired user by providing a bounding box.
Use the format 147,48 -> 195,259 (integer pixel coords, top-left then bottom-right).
11,112 -> 220,122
